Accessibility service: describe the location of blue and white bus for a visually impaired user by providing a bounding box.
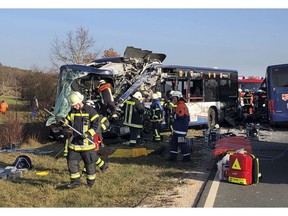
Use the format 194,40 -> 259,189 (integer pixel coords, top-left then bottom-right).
154,65 -> 239,128
263,64 -> 288,124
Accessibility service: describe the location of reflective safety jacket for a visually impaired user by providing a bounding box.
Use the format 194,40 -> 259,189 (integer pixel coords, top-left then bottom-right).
98,83 -> 115,104
164,99 -> 176,117
172,99 -> 190,135
150,99 -> 163,122
123,97 -> 145,128
65,104 -> 101,151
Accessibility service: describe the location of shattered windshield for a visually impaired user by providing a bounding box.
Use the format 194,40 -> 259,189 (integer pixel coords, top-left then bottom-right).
46,66 -> 88,126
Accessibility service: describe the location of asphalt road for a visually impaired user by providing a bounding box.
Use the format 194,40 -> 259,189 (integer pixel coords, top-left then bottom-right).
196,127 -> 288,208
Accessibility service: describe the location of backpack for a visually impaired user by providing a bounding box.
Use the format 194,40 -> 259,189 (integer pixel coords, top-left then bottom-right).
13,155 -> 33,170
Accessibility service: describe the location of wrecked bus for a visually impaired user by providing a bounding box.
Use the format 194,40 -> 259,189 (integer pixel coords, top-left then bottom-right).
46,46 -> 166,137
46,46 -> 239,138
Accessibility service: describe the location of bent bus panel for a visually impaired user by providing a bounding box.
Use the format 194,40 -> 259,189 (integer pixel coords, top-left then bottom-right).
266,64 -> 288,124
156,65 -> 239,128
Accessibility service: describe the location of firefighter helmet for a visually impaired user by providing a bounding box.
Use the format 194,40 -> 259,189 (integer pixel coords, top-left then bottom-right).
133,91 -> 142,101
96,79 -> 106,88
69,91 -> 84,106
86,99 -> 95,107
152,93 -> 159,100
171,91 -> 182,98
13,155 -> 33,170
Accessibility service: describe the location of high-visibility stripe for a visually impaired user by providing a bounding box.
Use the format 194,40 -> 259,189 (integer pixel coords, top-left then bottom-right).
90,114 -> 99,122
70,172 -> 81,179
86,173 -> 96,180
173,130 -> 187,135
68,144 -> 95,151
96,158 -> 104,168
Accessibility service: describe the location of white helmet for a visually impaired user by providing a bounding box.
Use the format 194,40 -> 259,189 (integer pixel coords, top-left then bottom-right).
152,93 -> 159,100
133,91 -> 142,101
156,91 -> 162,99
169,90 -> 175,95
171,91 -> 183,98
86,99 -> 95,106
97,79 -> 106,88
69,91 -> 84,106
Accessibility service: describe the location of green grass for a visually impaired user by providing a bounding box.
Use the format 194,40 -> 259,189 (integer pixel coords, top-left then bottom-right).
1,95 -> 28,109
0,141 -> 186,207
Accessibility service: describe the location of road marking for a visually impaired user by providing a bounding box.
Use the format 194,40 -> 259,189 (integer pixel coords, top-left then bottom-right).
203,172 -> 220,208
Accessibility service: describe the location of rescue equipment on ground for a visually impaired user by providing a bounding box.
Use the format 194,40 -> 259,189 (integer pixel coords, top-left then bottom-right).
109,147 -> 154,158
246,123 -> 259,139
204,124 -> 221,149
227,151 -> 261,185
13,155 -> 33,170
213,136 -> 252,157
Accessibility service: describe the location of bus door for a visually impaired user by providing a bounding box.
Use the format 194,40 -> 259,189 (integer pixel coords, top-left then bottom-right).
268,87 -> 288,123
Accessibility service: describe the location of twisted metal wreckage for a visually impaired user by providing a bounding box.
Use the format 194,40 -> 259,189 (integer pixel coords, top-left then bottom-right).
46,46 -> 167,137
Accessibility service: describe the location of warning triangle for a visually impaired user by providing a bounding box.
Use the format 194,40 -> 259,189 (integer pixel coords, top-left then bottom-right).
232,158 -> 241,170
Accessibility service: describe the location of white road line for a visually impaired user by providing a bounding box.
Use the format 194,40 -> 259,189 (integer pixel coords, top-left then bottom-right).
203,172 -> 220,208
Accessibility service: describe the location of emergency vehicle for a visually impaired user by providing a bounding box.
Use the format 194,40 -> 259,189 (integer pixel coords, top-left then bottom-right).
238,76 -> 265,120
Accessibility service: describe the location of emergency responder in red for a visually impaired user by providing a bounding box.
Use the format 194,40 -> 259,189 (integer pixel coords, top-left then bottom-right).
166,91 -> 191,162
58,91 -> 108,189
0,100 -> 8,114
123,91 -> 145,146
150,93 -> 164,142
96,80 -> 118,120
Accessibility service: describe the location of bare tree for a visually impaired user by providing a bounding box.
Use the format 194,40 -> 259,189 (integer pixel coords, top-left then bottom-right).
50,26 -> 99,69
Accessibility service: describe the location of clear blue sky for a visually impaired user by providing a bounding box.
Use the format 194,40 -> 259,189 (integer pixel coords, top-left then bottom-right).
1,7 -> 288,77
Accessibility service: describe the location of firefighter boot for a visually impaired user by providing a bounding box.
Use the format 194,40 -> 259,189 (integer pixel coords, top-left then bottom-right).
66,180 -> 81,189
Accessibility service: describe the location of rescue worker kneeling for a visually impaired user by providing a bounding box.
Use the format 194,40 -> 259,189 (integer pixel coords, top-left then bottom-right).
166,91 -> 191,162
150,93 -> 164,142
58,91 -> 108,189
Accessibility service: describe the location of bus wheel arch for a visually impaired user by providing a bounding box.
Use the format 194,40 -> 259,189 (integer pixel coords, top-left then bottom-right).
208,107 -> 218,129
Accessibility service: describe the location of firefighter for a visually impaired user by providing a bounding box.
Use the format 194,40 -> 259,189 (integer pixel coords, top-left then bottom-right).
96,79 -> 118,120
163,90 -> 176,131
57,91 -> 108,189
150,93 -> 164,142
123,91 -> 145,146
243,89 -> 254,115
166,91 -> 191,162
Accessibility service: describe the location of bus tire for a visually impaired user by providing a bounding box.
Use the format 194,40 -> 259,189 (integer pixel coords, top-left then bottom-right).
208,107 -> 217,129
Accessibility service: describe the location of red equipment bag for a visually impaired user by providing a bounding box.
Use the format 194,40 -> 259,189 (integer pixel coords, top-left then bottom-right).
227,152 -> 261,185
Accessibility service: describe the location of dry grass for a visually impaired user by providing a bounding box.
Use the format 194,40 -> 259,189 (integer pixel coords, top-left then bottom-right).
0,137 -> 194,207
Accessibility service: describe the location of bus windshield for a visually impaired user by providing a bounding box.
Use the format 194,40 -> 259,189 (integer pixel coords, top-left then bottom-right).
271,67 -> 288,87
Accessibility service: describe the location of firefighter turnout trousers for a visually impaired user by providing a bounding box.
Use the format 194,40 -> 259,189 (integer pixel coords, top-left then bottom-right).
169,133 -> 191,162
67,149 -> 97,186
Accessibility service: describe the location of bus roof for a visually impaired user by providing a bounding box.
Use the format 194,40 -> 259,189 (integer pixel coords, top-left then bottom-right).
157,64 -> 238,73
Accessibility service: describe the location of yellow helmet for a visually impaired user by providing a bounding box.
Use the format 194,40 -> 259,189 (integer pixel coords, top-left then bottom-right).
69,91 -> 84,106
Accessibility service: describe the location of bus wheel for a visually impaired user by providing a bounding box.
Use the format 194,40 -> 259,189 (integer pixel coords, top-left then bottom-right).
208,108 -> 217,129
